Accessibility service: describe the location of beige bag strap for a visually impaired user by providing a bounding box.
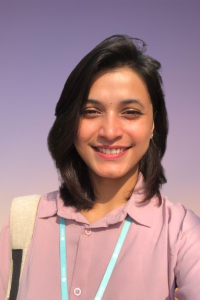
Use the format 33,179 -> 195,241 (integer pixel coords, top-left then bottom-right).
6,194 -> 41,300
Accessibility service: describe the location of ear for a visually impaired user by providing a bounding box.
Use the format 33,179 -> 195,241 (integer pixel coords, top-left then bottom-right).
151,121 -> 154,133
150,121 -> 154,139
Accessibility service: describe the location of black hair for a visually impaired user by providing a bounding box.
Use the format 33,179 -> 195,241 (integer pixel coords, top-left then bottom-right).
47,34 -> 168,210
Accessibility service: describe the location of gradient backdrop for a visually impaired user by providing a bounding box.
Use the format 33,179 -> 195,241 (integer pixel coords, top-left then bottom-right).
1,1 -> 200,230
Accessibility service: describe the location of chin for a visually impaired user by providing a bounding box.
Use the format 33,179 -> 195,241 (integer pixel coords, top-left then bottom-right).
104,174 -> 122,179
95,170 -> 127,179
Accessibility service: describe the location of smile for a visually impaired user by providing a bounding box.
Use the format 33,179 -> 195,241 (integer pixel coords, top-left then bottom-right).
96,148 -> 127,154
92,146 -> 131,159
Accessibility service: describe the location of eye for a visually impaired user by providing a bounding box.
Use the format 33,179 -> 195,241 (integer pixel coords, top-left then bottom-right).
81,108 -> 101,117
122,109 -> 143,119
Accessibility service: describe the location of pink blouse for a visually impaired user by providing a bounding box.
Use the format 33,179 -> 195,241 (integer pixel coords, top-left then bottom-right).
1,177 -> 200,300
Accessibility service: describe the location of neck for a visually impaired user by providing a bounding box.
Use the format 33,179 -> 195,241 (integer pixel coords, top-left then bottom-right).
90,168 -> 139,212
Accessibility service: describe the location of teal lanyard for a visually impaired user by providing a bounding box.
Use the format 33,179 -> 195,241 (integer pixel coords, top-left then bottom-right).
60,215 -> 132,300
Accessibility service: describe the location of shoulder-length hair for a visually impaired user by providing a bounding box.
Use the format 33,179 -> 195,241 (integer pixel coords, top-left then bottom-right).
47,34 -> 168,210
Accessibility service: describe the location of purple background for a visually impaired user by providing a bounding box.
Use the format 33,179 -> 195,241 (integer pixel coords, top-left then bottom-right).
1,1 -> 200,229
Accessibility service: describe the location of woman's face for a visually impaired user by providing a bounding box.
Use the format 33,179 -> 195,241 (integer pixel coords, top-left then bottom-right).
74,67 -> 154,181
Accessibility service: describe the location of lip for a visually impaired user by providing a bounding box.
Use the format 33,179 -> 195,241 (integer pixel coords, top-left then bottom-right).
92,145 -> 130,149
91,145 -> 131,159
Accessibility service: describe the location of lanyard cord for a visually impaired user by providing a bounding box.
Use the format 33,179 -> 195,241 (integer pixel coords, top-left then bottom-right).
60,217 -> 69,300
60,215 -> 132,300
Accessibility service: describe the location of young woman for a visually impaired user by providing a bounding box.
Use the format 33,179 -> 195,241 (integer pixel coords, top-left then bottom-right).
1,35 -> 200,300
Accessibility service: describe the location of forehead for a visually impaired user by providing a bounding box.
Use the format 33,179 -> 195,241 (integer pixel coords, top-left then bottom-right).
88,67 -> 151,105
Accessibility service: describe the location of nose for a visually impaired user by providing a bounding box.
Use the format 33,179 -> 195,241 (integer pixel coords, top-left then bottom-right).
98,113 -> 123,141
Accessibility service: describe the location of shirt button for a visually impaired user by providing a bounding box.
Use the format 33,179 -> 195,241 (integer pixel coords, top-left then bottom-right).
84,228 -> 91,235
74,287 -> 82,296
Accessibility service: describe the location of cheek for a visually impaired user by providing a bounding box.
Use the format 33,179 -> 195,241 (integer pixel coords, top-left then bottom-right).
128,123 -> 151,144
74,124 -> 95,158
75,121 -> 96,144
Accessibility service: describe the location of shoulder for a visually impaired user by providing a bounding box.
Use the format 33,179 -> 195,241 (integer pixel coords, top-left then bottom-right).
37,190 -> 59,218
155,195 -> 200,240
0,216 -> 10,238
161,195 -> 200,226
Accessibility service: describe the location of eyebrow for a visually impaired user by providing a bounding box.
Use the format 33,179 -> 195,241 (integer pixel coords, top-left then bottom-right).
86,99 -> 145,109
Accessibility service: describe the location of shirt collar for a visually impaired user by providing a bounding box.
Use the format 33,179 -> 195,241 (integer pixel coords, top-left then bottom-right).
107,174 -> 156,228
39,173 -> 156,228
38,190 -> 58,218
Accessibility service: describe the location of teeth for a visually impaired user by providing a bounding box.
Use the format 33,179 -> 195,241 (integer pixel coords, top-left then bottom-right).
97,148 -> 126,154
